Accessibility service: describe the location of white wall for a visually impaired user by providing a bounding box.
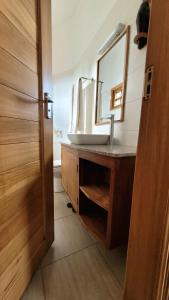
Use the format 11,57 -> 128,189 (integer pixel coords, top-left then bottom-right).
72,0 -> 147,147
53,72 -> 73,160
52,0 -> 117,76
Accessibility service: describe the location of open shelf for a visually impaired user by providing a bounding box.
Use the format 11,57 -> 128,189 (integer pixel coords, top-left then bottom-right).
80,184 -> 109,211
80,212 -> 107,244
79,192 -> 108,244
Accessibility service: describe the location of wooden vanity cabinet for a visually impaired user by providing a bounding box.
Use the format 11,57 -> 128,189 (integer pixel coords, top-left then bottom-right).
61,145 -> 79,211
61,144 -> 135,249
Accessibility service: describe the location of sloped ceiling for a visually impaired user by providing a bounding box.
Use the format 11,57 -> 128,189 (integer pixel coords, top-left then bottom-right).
52,0 -> 79,26
52,0 -> 117,76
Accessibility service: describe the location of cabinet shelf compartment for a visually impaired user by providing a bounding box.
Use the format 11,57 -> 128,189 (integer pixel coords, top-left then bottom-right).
79,158 -> 110,208
79,192 -> 108,244
80,184 -> 109,211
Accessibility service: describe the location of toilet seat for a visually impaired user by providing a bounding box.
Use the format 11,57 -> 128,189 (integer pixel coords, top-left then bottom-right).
53,159 -> 63,192
53,159 -> 61,168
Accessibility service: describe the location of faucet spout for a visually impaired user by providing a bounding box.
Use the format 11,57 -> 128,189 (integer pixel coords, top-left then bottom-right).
104,114 -> 114,145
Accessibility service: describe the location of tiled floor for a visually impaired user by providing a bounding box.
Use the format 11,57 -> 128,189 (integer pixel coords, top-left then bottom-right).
22,192 -> 126,300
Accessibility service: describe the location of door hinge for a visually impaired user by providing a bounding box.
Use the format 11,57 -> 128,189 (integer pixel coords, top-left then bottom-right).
77,164 -> 79,173
143,66 -> 154,101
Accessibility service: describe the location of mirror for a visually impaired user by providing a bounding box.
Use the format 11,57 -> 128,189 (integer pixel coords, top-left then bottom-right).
95,26 -> 130,124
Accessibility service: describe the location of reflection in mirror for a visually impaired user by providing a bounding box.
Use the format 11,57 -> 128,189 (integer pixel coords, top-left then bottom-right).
95,26 -> 130,124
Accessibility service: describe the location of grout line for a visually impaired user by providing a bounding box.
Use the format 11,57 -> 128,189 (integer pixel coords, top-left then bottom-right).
54,213 -> 75,221
95,243 -> 124,288
40,242 -> 97,270
54,191 -> 65,194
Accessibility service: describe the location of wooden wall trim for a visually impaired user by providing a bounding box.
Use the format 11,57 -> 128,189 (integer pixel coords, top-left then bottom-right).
37,0 -> 54,248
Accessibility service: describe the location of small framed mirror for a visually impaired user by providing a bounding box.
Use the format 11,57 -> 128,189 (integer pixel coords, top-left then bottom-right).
95,26 -> 130,124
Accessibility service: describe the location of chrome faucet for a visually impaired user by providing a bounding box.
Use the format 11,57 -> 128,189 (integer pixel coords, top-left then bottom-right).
104,114 -> 115,145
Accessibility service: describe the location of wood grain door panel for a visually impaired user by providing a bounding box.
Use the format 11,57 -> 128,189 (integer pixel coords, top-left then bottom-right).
0,0 -> 37,46
0,226 -> 44,299
0,200 -> 43,253
0,11 -> 38,73
0,213 -> 43,278
0,117 -> 39,144
0,47 -> 38,98
0,161 -> 40,189
0,84 -> 39,121
21,0 -> 37,21
0,173 -> 42,225
0,142 -> 40,173
0,0 -> 53,298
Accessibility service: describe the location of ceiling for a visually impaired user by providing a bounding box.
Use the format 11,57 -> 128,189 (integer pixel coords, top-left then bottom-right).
52,0 -> 117,76
52,0 -> 80,26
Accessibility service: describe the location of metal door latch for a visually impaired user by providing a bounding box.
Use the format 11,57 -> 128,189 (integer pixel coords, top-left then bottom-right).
143,66 -> 154,101
44,92 -> 54,119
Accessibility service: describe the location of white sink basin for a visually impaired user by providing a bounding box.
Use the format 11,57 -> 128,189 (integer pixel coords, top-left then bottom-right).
67,133 -> 110,145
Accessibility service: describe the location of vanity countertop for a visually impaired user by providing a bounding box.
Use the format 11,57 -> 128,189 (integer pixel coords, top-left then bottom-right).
61,142 -> 136,158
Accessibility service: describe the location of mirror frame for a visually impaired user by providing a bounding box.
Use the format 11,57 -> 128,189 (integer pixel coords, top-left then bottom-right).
95,26 -> 130,125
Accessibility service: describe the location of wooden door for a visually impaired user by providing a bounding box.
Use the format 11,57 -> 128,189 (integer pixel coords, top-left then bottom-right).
0,0 -> 54,299
124,1 -> 169,299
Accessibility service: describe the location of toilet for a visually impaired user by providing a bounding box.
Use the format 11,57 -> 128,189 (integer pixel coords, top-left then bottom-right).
53,159 -> 64,193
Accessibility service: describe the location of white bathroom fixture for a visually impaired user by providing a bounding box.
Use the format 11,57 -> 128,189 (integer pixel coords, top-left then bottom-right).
53,159 -> 64,193
98,23 -> 126,55
67,133 -> 110,145
103,114 -> 115,145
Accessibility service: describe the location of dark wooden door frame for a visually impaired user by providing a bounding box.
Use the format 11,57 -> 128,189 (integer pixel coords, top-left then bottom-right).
38,0 -> 54,250
123,0 -> 169,299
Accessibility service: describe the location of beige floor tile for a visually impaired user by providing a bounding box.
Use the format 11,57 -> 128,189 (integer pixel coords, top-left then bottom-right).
54,192 -> 73,220
22,271 -> 44,300
96,243 -> 127,286
41,215 -> 95,267
42,245 -> 122,300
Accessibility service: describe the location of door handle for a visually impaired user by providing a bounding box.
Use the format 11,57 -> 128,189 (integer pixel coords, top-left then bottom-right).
48,99 -> 54,104
44,92 -> 54,119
